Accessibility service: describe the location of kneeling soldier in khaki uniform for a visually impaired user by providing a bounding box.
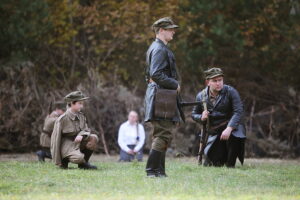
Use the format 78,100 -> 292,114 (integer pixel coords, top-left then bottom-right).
51,91 -> 98,169
36,101 -> 65,162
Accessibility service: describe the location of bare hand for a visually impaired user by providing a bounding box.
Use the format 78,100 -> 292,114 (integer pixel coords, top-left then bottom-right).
220,127 -> 233,140
177,85 -> 181,93
201,110 -> 209,121
74,135 -> 83,143
127,150 -> 135,155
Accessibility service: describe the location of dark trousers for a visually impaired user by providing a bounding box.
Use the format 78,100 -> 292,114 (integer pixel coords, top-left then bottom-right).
119,145 -> 143,162
205,135 -> 245,167
151,121 -> 173,152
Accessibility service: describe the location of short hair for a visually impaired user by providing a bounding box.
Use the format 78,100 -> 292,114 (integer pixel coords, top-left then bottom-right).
152,26 -> 161,34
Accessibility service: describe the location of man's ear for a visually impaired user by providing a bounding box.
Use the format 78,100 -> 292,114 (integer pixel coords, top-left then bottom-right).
205,80 -> 209,86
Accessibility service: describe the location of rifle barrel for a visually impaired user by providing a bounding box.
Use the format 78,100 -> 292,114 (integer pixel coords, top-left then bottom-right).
180,101 -> 202,107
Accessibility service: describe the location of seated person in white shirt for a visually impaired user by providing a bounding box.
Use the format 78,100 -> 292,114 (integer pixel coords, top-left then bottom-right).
118,111 -> 145,162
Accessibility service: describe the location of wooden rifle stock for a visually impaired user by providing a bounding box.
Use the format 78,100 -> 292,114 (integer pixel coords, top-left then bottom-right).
198,100 -> 209,165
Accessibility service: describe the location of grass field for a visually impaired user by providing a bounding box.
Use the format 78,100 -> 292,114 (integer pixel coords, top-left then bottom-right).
0,155 -> 299,200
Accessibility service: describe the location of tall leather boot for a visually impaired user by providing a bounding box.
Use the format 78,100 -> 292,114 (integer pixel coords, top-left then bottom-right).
60,157 -> 69,169
158,151 -> 167,177
78,149 -> 97,170
146,149 -> 162,177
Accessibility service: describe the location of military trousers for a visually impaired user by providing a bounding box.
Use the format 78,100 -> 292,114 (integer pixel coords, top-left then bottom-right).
205,134 -> 245,167
62,134 -> 98,164
151,121 -> 174,152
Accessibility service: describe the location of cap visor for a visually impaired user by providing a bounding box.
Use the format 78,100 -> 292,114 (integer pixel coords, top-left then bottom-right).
77,97 -> 89,101
207,74 -> 224,79
164,24 -> 179,29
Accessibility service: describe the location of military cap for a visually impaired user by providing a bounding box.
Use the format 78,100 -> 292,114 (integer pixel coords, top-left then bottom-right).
53,101 -> 66,110
64,91 -> 89,102
152,17 -> 179,29
204,68 -> 224,79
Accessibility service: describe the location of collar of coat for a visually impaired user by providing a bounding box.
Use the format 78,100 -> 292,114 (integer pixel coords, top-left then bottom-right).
205,85 -> 228,109
49,111 -> 60,118
155,38 -> 167,47
66,109 -> 79,121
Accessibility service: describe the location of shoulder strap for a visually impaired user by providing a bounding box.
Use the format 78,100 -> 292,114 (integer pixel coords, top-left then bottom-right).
136,123 -> 140,143
136,123 -> 139,137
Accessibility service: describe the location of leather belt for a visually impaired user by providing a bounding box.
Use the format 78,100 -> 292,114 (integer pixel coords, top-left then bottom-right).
209,120 -> 230,131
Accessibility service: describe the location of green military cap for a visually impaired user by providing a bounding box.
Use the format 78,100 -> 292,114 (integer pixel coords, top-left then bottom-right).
53,101 -> 66,110
64,91 -> 89,102
152,17 -> 179,29
204,68 -> 224,79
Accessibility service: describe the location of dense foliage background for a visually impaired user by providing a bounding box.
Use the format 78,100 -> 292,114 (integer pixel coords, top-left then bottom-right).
1,0 -> 299,157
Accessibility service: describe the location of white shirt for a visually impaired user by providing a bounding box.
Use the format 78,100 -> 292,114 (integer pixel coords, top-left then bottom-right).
118,121 -> 145,152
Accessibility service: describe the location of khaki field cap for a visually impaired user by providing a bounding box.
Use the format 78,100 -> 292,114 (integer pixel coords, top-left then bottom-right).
64,91 -> 89,102
53,101 -> 66,110
204,68 -> 224,79
152,17 -> 179,29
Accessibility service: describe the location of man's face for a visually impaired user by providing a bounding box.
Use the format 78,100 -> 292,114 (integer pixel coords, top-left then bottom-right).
161,28 -> 176,42
71,101 -> 84,112
208,76 -> 224,92
128,111 -> 138,124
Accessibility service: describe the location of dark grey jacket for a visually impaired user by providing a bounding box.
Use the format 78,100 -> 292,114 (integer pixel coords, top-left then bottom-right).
144,38 -> 182,122
192,85 -> 246,138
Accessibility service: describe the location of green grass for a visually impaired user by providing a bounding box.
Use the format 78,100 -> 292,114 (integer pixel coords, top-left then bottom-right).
0,157 -> 299,200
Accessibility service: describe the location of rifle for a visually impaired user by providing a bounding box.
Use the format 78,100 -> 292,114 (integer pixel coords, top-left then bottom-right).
178,97 -> 209,165
197,99 -> 209,165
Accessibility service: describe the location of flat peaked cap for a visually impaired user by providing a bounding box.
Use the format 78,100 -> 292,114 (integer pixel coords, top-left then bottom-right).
204,68 -> 224,79
152,17 -> 179,29
53,101 -> 65,109
64,91 -> 89,102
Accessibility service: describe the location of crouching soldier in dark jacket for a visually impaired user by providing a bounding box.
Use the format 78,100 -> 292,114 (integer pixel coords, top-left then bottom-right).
192,68 -> 246,167
144,17 -> 184,177
36,102 -> 65,162
51,91 -> 98,170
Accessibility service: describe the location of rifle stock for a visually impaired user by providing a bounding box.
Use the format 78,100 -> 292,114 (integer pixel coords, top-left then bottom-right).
179,101 -> 202,107
198,100 -> 209,165
178,97 -> 209,165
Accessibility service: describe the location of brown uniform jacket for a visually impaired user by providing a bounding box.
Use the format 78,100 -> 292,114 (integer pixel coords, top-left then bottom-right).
51,109 -> 91,165
40,112 -> 60,148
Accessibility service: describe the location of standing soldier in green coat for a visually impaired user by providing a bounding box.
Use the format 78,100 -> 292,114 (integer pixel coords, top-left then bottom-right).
51,91 -> 99,169
36,102 -> 65,162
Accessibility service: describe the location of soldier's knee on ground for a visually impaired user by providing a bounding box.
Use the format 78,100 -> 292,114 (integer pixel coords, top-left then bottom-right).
68,153 -> 85,164
85,134 -> 98,151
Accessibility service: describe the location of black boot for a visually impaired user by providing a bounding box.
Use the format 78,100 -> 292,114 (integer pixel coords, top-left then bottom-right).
158,152 -> 167,177
44,151 -> 52,159
60,157 -> 69,169
78,149 -> 97,170
36,150 -> 45,162
146,149 -> 162,177
78,162 -> 97,170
